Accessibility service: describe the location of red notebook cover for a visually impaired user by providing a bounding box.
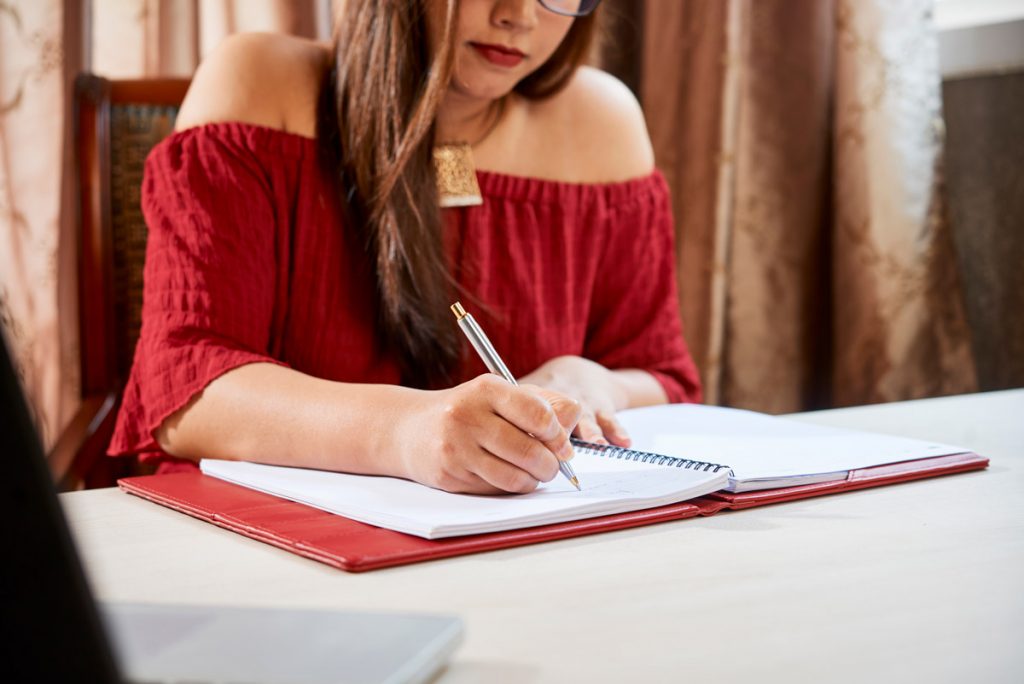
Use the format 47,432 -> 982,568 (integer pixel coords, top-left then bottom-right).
118,451 -> 987,572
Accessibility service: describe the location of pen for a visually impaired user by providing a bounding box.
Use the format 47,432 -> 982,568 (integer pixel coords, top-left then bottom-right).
450,302 -> 581,491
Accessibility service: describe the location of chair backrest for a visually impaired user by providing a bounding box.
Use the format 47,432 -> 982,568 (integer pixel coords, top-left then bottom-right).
54,75 -> 189,489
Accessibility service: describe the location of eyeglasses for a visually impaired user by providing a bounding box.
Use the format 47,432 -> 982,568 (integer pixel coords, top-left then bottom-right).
537,0 -> 603,18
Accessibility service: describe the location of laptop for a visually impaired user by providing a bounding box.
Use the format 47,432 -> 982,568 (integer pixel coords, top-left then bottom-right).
0,329 -> 463,683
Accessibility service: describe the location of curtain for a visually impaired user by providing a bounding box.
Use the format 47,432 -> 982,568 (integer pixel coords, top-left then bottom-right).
3,0 -> 980,457
0,1 -> 80,448
639,0 -> 976,412
0,0 -> 327,454
92,0 -> 330,78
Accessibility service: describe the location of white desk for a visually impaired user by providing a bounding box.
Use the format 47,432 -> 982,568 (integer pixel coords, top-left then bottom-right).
62,390 -> 1024,683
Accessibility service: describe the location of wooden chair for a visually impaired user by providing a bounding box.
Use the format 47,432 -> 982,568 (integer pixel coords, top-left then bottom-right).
50,75 -> 190,490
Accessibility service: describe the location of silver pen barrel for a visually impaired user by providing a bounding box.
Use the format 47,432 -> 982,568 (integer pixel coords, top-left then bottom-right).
453,308 -> 516,385
450,302 -> 581,490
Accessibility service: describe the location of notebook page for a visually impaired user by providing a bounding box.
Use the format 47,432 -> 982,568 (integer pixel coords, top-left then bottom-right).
618,404 -> 969,490
201,451 -> 727,539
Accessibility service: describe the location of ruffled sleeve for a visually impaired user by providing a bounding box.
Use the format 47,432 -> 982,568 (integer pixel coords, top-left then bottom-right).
583,172 -> 702,403
109,125 -> 291,456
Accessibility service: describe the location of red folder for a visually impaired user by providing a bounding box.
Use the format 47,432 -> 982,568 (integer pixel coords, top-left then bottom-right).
118,451 -> 987,572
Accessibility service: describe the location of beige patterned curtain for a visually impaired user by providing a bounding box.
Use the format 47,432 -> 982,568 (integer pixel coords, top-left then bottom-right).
642,0 -> 976,412
92,0 -> 329,77
0,0 -> 78,448
4,0 -> 978,455
0,0 -> 327,452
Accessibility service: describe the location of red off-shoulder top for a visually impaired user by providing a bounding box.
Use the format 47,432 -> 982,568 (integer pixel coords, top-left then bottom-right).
109,122 -> 701,471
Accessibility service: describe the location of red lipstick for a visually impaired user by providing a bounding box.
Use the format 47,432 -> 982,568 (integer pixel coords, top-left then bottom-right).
470,42 -> 526,68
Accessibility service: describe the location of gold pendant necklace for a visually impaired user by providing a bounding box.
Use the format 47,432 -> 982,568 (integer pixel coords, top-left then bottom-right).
434,98 -> 506,208
434,142 -> 484,208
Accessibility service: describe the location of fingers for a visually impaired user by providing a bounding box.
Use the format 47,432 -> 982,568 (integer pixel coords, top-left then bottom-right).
480,377 -> 573,461
596,409 -> 631,447
442,456 -> 541,496
427,442 -> 539,495
574,410 -> 606,444
473,449 -> 541,494
427,377 -> 578,495
529,386 -> 582,434
513,381 -> 625,447
436,468 -> 509,496
478,420 -> 562,483
574,409 -> 631,447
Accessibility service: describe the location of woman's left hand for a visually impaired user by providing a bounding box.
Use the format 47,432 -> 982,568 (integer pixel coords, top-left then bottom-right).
518,356 -> 631,447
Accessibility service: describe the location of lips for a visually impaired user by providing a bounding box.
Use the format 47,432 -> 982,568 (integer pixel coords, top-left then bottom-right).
470,42 -> 526,68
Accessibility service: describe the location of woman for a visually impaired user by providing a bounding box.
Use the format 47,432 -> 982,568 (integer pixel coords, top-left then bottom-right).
110,0 -> 701,495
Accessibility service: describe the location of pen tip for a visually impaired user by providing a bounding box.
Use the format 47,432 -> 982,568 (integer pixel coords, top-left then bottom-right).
570,477 -> 580,491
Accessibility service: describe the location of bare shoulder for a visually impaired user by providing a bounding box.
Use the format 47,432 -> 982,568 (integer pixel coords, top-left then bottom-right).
524,66 -> 655,182
174,33 -> 330,137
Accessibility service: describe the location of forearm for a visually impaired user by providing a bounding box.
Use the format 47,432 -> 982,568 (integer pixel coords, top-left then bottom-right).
611,369 -> 669,409
155,362 -> 415,476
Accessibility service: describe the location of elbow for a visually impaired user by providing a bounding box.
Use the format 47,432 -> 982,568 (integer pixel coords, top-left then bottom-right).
153,400 -> 202,462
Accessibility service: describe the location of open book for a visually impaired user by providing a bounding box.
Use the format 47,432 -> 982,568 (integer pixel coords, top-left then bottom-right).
618,404 -> 967,492
200,404 -> 971,540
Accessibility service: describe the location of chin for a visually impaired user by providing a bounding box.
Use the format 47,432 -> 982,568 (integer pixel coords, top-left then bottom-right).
450,71 -> 519,102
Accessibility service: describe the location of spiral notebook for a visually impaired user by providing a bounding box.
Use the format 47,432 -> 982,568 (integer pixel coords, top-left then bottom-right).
617,404 -> 970,492
201,442 -> 730,539
199,404 -> 973,540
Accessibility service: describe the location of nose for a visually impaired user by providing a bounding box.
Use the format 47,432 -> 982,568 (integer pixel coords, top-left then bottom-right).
491,0 -> 539,31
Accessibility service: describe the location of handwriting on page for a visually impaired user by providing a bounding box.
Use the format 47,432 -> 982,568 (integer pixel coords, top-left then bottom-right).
526,469 -> 703,500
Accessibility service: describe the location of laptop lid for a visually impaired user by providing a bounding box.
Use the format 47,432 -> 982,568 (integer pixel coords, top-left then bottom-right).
0,329 -> 122,681
0,329 -> 462,683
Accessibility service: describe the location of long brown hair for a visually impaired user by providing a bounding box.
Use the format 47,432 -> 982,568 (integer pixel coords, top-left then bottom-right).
320,1 -> 600,387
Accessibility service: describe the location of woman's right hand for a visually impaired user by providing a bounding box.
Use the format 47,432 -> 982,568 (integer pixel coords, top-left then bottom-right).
391,375 -> 581,495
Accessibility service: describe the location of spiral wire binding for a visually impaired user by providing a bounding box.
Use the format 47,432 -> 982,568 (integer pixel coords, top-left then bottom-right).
570,438 -> 728,473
